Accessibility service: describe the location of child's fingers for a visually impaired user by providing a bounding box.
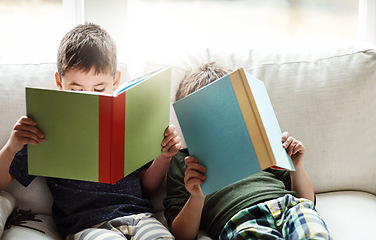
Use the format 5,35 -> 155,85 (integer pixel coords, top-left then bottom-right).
292,141 -> 305,155
18,116 -> 37,126
165,142 -> 181,156
14,122 -> 44,139
185,156 -> 199,165
162,129 -> 178,147
281,131 -> 289,142
19,136 -> 41,145
14,129 -> 44,143
184,168 -> 206,183
186,162 -> 207,174
162,135 -> 180,152
287,139 -> 305,156
185,156 -> 207,173
164,124 -> 175,137
282,136 -> 293,149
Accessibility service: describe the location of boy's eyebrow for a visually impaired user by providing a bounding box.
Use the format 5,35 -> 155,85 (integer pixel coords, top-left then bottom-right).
69,82 -> 106,86
94,82 -> 107,86
69,82 -> 83,86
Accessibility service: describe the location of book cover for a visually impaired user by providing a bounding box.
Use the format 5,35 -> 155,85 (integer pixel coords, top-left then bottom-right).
26,67 -> 171,184
173,68 -> 294,195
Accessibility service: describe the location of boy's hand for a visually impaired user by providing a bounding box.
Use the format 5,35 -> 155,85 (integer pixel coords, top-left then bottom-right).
282,131 -> 305,168
141,124 -> 181,195
6,116 -> 44,153
161,124 -> 181,158
184,156 -> 206,198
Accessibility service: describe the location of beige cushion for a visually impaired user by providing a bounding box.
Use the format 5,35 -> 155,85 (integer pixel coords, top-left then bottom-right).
316,191 -> 376,239
1,214 -> 61,240
0,191 -> 16,238
244,45 -> 376,194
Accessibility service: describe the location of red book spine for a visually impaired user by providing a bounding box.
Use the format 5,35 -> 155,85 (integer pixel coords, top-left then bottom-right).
110,92 -> 126,184
98,95 -> 113,183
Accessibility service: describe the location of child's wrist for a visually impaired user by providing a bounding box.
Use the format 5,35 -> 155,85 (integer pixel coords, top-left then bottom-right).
3,141 -> 18,155
189,194 -> 206,204
289,162 -> 306,175
156,154 -> 172,163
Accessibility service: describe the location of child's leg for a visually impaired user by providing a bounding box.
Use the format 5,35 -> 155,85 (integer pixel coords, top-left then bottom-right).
66,228 -> 125,240
219,194 -> 331,240
66,213 -> 174,240
219,204 -> 284,240
131,213 -> 174,240
269,195 -> 331,240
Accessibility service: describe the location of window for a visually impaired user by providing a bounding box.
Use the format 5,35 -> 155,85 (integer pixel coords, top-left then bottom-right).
0,0 -> 365,64
0,0 -> 64,64
127,0 -> 359,58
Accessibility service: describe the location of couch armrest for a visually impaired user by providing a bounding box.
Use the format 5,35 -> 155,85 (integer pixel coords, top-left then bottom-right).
0,191 -> 16,237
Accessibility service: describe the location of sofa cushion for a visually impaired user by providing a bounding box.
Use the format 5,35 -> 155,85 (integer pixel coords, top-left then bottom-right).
0,192 -> 16,238
1,214 -> 61,240
5,178 -> 53,215
242,45 -> 376,194
316,191 -> 376,240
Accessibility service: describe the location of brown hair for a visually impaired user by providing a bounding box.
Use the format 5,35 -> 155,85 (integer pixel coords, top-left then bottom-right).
175,62 -> 232,101
57,22 -> 117,80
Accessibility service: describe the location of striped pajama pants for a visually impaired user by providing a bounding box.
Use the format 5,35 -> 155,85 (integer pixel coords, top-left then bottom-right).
66,213 -> 174,240
220,194 -> 331,240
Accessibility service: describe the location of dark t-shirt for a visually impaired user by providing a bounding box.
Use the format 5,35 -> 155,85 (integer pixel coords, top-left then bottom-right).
9,146 -> 152,237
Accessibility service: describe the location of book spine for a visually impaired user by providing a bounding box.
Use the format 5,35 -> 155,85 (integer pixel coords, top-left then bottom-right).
230,69 -> 275,169
98,95 -> 113,183
111,92 -> 126,184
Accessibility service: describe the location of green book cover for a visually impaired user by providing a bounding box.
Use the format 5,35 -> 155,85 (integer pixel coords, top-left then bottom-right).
26,67 -> 171,184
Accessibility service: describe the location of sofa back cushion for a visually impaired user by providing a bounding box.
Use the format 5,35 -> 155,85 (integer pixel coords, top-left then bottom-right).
246,45 -> 376,194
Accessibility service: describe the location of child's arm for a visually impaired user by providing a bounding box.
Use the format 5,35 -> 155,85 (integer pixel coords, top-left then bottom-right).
0,116 -> 44,191
282,131 -> 315,202
140,124 -> 181,196
170,156 -> 206,240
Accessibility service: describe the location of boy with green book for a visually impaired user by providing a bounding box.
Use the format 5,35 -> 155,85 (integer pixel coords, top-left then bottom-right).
164,62 -> 331,240
0,23 -> 180,239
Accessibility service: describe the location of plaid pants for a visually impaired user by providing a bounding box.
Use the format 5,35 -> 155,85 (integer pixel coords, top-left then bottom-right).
66,213 -> 174,240
219,194 -> 331,240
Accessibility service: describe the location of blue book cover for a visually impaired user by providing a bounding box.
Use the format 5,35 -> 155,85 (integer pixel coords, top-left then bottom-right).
173,68 -> 294,195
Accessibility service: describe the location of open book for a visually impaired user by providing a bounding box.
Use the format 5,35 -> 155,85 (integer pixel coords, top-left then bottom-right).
26,67 -> 171,184
173,68 -> 294,195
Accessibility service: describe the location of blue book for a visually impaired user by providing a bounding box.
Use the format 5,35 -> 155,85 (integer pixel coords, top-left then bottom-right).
173,68 -> 295,195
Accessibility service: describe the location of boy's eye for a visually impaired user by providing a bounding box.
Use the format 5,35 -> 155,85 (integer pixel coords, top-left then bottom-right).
94,88 -> 105,92
71,89 -> 83,91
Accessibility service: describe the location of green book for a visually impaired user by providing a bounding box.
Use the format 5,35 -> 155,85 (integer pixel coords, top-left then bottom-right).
173,68 -> 294,195
26,67 -> 171,184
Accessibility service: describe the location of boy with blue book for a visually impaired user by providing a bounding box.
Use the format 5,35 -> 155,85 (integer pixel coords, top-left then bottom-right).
164,62 -> 331,240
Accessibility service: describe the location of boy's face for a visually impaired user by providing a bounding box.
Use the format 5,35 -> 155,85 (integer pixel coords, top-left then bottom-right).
55,67 -> 121,94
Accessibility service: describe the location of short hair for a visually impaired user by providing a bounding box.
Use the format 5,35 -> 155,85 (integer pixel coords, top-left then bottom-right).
57,22 -> 117,80
175,62 -> 232,101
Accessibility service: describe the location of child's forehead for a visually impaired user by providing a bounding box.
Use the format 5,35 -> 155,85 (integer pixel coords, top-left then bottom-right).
63,67 -> 113,83
68,66 -> 111,76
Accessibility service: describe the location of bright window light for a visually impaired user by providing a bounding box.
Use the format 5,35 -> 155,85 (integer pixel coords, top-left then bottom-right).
0,0 -> 362,64
127,0 -> 359,58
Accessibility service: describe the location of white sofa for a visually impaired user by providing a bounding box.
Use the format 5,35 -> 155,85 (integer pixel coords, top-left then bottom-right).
1,42 -> 376,240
